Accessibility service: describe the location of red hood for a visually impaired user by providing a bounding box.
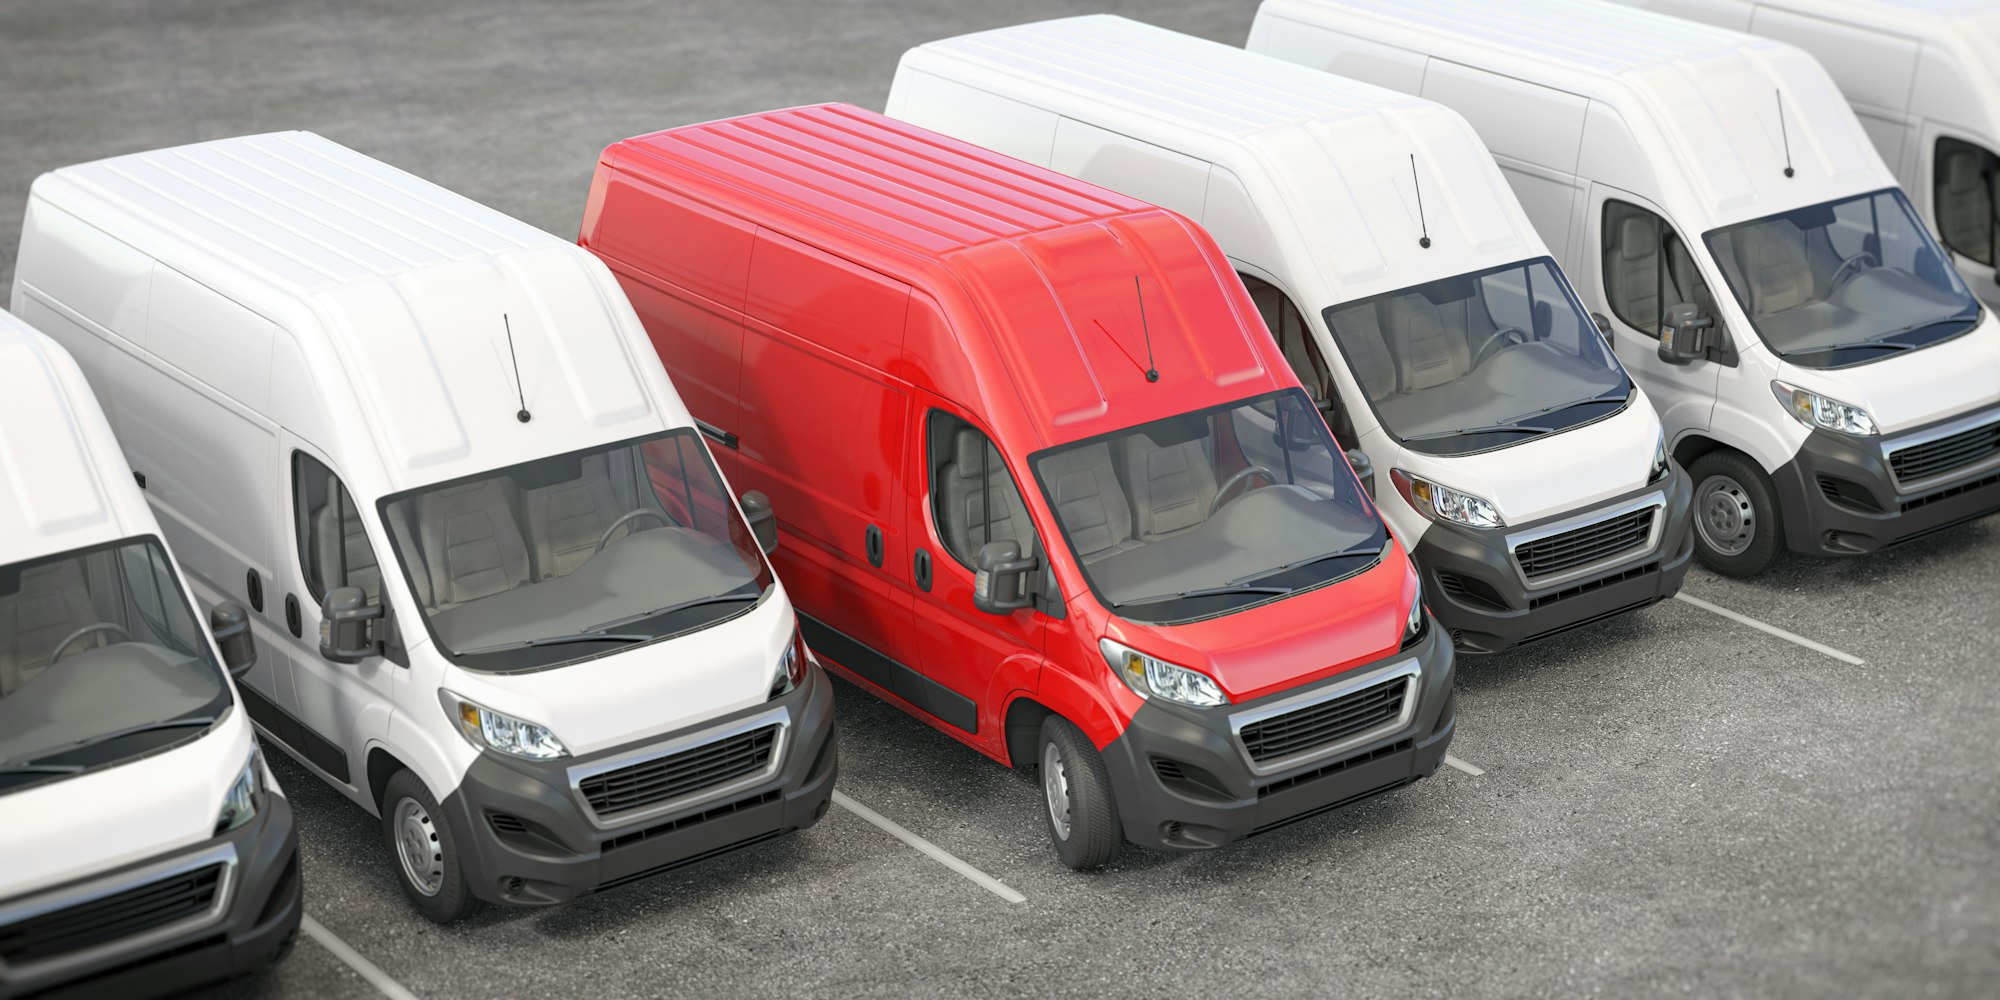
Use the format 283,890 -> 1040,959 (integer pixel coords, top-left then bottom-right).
1098,540 -> 1420,703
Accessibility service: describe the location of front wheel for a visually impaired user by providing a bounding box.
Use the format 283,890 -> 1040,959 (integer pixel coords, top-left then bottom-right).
1689,451 -> 1783,578
382,770 -> 477,923
1037,716 -> 1122,869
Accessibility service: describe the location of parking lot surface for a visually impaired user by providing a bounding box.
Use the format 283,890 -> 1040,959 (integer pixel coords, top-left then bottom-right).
2,2 -> 1995,997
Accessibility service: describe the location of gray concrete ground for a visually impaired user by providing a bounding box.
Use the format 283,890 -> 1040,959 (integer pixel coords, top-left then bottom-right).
2,2 -> 1996,998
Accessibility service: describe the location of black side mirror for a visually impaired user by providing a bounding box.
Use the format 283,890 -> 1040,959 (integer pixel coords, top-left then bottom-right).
1590,312 -> 1613,339
973,540 -> 1035,615
1657,302 -> 1714,366
1344,448 -> 1376,499
320,586 -> 383,663
740,490 -> 778,555
208,600 -> 256,678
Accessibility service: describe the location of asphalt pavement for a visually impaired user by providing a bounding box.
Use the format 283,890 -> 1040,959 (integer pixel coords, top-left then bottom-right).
1,2 -> 1995,998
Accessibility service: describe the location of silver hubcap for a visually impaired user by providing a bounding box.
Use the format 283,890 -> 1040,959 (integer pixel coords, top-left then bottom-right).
1042,741 -> 1072,842
393,797 -> 445,897
1696,473 -> 1756,557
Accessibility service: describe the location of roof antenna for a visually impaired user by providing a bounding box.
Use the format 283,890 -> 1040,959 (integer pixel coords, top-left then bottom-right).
1133,275 -> 1159,383
1410,154 -> 1432,249
504,314 -> 532,423
1776,90 -> 1795,178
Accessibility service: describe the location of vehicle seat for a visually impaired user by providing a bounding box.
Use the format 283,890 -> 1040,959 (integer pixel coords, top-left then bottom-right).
1730,221 -> 1813,315
1383,295 -> 1472,391
312,501 -> 380,603
937,428 -> 1030,560
1940,149 -> 1992,259
1119,433 -> 1219,541
1036,441 -> 1134,562
1610,214 -> 1661,326
0,560 -> 102,696
1327,302 -> 1398,402
523,454 -> 634,580
415,479 -> 532,608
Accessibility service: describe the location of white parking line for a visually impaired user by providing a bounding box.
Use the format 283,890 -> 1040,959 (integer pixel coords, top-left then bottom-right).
301,914 -> 422,1000
1673,592 -> 1865,665
1443,754 -> 1485,776
832,790 -> 1027,904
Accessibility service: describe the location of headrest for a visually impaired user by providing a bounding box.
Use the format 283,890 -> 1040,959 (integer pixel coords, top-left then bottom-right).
953,428 -> 987,480
1946,150 -> 1983,193
1619,216 -> 1655,262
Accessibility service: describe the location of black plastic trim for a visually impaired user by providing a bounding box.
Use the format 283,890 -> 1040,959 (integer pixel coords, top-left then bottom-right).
798,612 -> 977,734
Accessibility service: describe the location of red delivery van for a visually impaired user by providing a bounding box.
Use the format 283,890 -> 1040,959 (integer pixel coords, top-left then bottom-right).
579,104 -> 1456,867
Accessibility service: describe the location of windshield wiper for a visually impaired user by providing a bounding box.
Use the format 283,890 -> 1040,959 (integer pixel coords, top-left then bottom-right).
1782,339 -> 1915,358
1111,584 -> 1291,608
4,717 -> 218,768
0,763 -> 85,776
1497,391 -> 1629,426
585,592 -> 760,632
1402,424 -> 1550,443
460,633 -> 654,655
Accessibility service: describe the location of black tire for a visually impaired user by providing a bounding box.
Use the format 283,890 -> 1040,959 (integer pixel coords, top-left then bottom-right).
381,770 -> 477,923
1689,450 -> 1783,578
1037,715 -> 1122,869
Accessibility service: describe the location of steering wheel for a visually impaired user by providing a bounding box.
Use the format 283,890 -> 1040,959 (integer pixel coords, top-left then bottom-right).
595,509 -> 671,554
1471,327 -> 1530,368
1827,251 -> 1880,291
50,623 -> 131,664
1209,466 -> 1278,517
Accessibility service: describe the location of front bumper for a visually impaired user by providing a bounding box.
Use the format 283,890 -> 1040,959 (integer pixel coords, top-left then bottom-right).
1770,416 -> 2000,556
438,664 -> 837,907
1098,623 -> 1456,852
1411,468 -> 1695,654
1,786 -> 301,1000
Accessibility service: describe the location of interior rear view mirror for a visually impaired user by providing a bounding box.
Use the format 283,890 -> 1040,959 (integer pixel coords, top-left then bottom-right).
208,600 -> 256,678
741,489 -> 778,554
1657,303 -> 1714,366
320,586 -> 383,663
973,540 -> 1035,615
1344,448 -> 1377,499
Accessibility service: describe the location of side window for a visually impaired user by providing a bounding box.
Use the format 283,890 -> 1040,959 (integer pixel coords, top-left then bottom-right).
925,411 -> 1037,571
293,453 -> 380,606
1603,200 -> 1717,330
1237,273 -> 1356,449
1934,136 -> 1998,266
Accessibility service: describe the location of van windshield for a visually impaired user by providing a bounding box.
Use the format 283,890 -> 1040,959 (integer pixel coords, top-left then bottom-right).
0,537 -> 231,796
1030,389 -> 1387,625
1321,258 -> 1631,455
1705,188 -> 1982,369
379,429 -> 772,673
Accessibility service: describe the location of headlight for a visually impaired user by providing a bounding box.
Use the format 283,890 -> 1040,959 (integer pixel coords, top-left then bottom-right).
1772,382 -> 1876,437
1650,430 -> 1670,482
1406,587 -> 1425,638
1099,638 -> 1227,708
1390,470 -> 1504,528
770,622 -> 809,699
214,749 -> 263,835
441,692 -> 570,760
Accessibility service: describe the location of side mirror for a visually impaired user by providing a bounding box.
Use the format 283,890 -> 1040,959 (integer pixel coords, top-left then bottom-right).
319,586 -> 383,663
740,490 -> 778,555
1657,303 -> 1714,366
1590,312 -> 1613,339
1344,448 -> 1377,499
972,540 -> 1035,615
208,601 -> 256,678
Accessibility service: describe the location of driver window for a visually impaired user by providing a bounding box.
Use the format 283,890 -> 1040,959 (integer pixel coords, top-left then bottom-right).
293,453 -> 380,606
1934,137 -> 1997,266
926,411 -> 1039,572
1603,200 -> 1717,331
1237,273 -> 1356,449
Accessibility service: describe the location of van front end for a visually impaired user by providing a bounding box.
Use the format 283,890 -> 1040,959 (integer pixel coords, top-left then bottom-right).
1767,403 -> 2000,557
1095,618 -> 1454,852
434,650 -> 836,909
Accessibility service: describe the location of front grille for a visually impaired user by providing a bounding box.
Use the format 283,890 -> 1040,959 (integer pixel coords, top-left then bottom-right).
0,863 -> 223,965
1238,677 -> 1408,765
1901,470 -> 2000,514
1513,507 -> 1655,579
1257,739 -> 1412,800
1527,561 -> 1658,611
603,789 -> 782,853
1888,418 -> 2000,485
580,725 -> 779,819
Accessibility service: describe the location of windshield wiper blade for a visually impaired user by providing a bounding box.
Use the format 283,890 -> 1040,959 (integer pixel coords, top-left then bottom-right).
1111,584 -> 1291,608
1402,424 -> 1550,443
1783,339 -> 1915,358
0,763 -> 85,776
460,633 -> 654,655
6,717 -> 218,767
585,592 -> 760,632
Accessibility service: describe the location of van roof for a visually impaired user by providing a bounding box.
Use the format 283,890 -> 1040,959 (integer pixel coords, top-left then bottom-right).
1257,0 -> 1892,228
896,14 -> 1547,302
601,104 -> 1289,448
0,310 -> 152,565
28,133 -> 680,493
1748,0 -> 2000,133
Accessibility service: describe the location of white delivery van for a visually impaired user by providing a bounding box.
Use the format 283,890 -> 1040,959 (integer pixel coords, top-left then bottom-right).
11,132 -> 837,923
887,15 -> 1692,654
1610,0 -> 2000,309
0,309 -> 298,996
1251,0 -> 2000,576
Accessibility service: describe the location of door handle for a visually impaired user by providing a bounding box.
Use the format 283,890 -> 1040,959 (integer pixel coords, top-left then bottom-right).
913,548 -> 932,592
696,419 -> 739,450
284,594 -> 302,638
245,569 -> 264,613
864,525 -> 884,568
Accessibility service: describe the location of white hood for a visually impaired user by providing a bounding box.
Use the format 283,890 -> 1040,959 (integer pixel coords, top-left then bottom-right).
1397,391 -> 1664,526
1787,317 -> 2000,435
